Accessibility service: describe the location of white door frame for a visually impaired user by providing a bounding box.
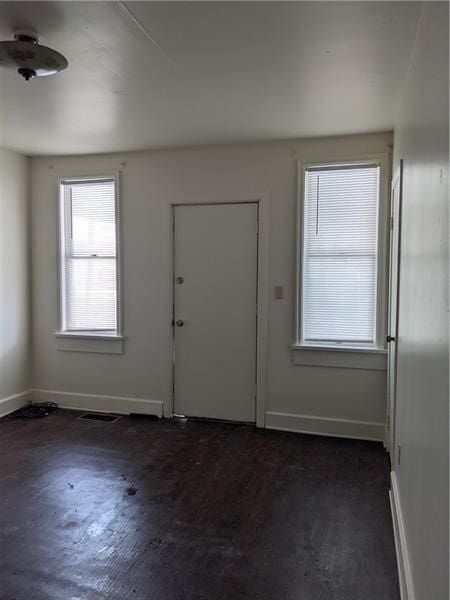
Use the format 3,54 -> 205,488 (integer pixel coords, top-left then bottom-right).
166,193 -> 269,428
386,160 -> 403,457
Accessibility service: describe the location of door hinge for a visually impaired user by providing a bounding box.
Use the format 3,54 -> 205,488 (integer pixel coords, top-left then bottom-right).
390,216 -> 394,230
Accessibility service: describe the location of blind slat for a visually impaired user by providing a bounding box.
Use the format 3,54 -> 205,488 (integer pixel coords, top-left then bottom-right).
302,165 -> 380,345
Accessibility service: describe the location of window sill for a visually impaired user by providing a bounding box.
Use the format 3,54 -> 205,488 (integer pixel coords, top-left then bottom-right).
54,332 -> 124,354
291,344 -> 387,371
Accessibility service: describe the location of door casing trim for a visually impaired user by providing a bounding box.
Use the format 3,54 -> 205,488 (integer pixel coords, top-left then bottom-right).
387,159 -> 403,457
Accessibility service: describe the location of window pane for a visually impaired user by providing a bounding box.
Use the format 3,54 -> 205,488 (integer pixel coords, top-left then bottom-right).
304,256 -> 376,342
302,165 -> 379,345
64,180 -> 116,257
65,258 -> 117,331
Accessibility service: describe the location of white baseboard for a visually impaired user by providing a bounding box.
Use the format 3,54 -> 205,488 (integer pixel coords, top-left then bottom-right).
31,389 -> 163,418
390,471 -> 415,600
265,411 -> 385,441
0,390 -> 31,417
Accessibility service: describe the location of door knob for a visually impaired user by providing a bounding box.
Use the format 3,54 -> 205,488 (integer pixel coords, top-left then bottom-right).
386,335 -> 396,343
176,319 -> 184,327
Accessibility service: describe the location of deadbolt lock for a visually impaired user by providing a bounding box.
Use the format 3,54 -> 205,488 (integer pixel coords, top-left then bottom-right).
176,276 -> 184,284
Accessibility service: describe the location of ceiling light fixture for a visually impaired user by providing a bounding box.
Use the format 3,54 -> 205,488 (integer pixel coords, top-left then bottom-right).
0,31 -> 68,81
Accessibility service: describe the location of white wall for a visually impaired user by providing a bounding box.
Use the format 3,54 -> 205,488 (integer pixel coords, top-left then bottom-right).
0,148 -> 30,405
392,2 -> 449,598
31,132 -> 391,438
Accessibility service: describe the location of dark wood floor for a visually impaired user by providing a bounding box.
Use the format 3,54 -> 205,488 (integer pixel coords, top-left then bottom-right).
0,410 -> 399,600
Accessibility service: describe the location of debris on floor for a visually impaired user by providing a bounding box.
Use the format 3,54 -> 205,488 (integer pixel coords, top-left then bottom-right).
145,537 -> 163,551
126,485 -> 137,496
1,402 -> 58,421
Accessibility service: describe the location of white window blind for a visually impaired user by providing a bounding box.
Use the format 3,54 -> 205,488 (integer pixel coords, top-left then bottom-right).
59,177 -> 119,333
301,164 -> 380,347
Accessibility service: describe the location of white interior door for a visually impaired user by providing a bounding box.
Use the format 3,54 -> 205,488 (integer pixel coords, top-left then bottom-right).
387,160 -> 403,457
173,203 -> 258,422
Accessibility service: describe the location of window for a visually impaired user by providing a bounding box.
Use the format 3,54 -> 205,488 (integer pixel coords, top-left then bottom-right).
58,175 -> 120,336
299,162 -> 381,350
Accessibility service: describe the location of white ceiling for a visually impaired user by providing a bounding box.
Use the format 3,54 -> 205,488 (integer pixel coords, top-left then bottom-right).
0,1 -> 421,156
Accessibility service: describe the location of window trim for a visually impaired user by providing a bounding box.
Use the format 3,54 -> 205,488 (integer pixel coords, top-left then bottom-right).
56,171 -> 123,341
294,154 -> 389,355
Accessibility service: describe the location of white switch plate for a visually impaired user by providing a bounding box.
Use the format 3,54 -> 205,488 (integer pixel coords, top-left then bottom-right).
274,286 -> 283,300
